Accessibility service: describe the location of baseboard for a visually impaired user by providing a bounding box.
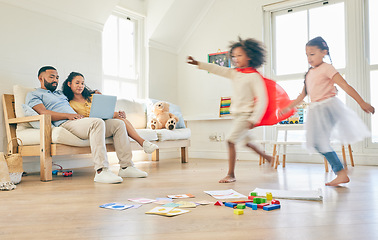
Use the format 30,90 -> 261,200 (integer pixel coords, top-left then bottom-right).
22,149 -> 182,173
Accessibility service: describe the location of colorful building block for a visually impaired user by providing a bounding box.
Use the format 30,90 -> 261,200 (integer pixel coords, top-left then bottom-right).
234,209 -> 244,215
245,202 -> 254,208
251,203 -> 258,210
250,192 -> 258,196
261,198 -> 267,203
271,199 -> 280,205
248,196 -> 256,200
263,204 -> 281,211
214,201 -> 223,206
266,192 -> 273,201
225,202 -> 237,208
253,197 -> 263,204
229,200 -> 254,204
236,204 -> 246,209
257,203 -> 270,209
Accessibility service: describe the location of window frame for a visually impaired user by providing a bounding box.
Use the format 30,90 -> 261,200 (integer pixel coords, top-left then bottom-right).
102,6 -> 146,99
263,0 -> 378,151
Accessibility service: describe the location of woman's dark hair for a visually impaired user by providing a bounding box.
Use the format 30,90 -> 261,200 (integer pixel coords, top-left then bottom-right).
62,72 -> 95,101
229,37 -> 266,69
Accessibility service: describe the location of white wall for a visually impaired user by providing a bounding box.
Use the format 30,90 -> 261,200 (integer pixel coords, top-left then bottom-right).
0,2 -> 102,152
148,47 -> 178,103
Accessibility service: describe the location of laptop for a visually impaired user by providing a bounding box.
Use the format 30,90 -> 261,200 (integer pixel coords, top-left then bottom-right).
89,94 -> 117,119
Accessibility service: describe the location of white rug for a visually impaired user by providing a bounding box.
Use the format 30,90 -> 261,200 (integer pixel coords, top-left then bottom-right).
252,188 -> 323,201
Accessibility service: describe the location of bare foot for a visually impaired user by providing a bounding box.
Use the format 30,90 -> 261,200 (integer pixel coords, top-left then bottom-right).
219,175 -> 236,183
325,170 -> 350,186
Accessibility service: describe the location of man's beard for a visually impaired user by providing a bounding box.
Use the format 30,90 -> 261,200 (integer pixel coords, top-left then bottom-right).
44,78 -> 58,92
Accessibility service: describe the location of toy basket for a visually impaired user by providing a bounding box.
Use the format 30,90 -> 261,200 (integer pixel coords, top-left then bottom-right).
4,138 -> 24,184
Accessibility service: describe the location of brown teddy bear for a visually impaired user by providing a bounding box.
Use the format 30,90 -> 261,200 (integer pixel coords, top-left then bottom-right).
149,101 -> 179,130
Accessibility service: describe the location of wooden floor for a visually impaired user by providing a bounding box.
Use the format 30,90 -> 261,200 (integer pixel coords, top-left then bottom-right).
1,158 -> 378,240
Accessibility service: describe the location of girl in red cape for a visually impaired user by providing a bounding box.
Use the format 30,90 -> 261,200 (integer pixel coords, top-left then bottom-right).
187,37 -> 294,183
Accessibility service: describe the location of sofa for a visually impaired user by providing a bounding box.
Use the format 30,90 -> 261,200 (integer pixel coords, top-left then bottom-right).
2,85 -> 191,181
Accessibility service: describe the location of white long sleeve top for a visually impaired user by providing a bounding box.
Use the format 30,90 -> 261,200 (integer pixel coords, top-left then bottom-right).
198,62 -> 268,124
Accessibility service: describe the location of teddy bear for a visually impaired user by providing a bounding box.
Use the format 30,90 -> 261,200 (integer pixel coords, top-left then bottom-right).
149,101 -> 179,130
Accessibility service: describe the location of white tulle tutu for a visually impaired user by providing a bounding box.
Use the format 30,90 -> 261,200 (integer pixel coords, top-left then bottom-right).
304,97 -> 371,153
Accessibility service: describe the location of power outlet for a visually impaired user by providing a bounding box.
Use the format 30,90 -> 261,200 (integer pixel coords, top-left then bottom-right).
209,132 -> 218,141
209,132 -> 225,142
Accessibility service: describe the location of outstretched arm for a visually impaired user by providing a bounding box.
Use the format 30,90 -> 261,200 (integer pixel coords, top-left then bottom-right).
333,73 -> 375,114
279,86 -> 306,116
187,56 -> 234,79
187,56 -> 198,65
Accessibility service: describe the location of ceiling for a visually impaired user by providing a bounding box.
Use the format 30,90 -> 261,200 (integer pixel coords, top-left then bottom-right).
0,0 -> 215,53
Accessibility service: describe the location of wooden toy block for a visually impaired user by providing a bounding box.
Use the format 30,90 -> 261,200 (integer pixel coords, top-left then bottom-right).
257,203 -> 270,209
230,200 -> 254,204
253,197 -> 263,204
251,203 -> 258,210
248,196 -> 256,200
271,199 -> 280,205
263,204 -> 281,211
266,192 -> 273,201
236,204 -> 246,209
234,209 -> 244,215
261,198 -> 267,203
214,201 -> 223,206
225,202 -> 237,208
250,192 -> 257,196
245,202 -> 254,208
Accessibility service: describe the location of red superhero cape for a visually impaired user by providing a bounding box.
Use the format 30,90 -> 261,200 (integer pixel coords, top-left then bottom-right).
236,67 -> 296,127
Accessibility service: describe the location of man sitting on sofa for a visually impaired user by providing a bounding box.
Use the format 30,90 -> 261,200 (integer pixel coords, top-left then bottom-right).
25,66 -> 148,184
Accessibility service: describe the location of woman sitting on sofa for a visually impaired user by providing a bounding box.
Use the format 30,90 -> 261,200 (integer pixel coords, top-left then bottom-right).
62,72 -> 158,154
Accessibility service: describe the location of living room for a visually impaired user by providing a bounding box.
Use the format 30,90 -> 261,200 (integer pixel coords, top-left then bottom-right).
1,0 -> 378,239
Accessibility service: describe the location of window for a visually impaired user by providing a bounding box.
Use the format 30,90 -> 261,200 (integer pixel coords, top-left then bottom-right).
367,0 -> 378,142
271,0 -> 346,103
102,8 -> 145,100
265,0 -> 377,148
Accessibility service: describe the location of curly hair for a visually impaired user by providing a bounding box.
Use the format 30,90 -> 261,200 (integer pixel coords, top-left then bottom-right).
62,72 -> 95,102
229,37 -> 266,69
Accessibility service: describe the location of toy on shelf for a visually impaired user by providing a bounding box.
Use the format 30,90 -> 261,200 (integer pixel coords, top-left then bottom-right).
280,101 -> 308,124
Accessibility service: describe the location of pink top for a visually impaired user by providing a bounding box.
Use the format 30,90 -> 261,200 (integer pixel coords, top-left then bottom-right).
306,63 -> 338,102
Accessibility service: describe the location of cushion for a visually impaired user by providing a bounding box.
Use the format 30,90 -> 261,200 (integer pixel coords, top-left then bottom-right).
16,127 -> 158,146
21,104 -> 56,129
156,128 -> 191,141
13,85 -> 35,130
146,99 -> 186,129
134,129 -> 159,142
115,99 -> 146,129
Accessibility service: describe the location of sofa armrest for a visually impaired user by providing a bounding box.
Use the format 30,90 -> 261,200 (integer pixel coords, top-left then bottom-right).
8,115 -> 45,124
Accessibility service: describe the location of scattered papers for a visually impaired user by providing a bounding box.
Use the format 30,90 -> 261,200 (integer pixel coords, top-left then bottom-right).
162,203 -> 181,208
100,203 -> 134,210
252,188 -> 323,201
146,206 -> 190,217
131,204 -> 142,209
154,199 -> 174,205
175,201 -> 197,208
167,194 -> 195,199
195,200 -> 213,205
128,198 -> 157,204
204,189 -> 247,200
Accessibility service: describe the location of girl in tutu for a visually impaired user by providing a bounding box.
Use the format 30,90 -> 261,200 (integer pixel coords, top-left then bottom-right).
281,36 -> 375,186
